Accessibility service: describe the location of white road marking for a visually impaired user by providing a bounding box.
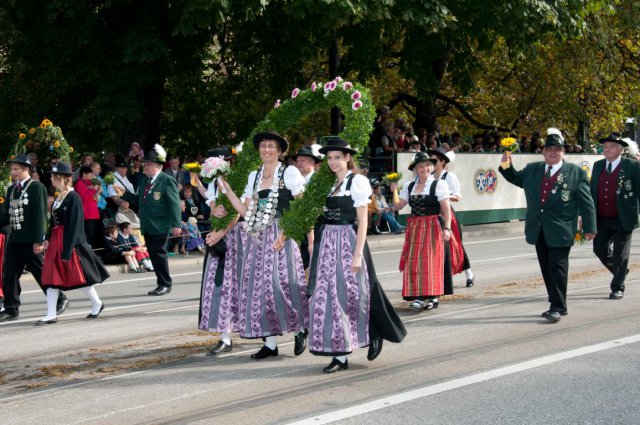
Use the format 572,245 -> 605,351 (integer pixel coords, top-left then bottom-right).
289,334 -> 640,424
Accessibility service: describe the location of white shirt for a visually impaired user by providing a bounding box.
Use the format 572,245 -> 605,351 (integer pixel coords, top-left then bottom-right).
606,156 -> 622,172
544,160 -> 563,177
112,171 -> 135,195
399,177 -> 450,202
303,170 -> 315,183
242,163 -> 306,199
440,171 -> 461,197
331,171 -> 372,208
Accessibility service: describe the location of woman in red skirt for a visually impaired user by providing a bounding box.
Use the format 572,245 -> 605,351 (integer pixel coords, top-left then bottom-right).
37,162 -> 110,325
391,152 -> 451,311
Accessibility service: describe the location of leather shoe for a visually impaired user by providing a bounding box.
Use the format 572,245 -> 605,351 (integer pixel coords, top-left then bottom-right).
56,296 -> 70,314
86,303 -> 105,319
148,286 -> 171,296
367,336 -> 383,361
425,299 -> 439,310
294,329 -> 308,356
542,310 -> 562,322
541,309 -> 567,317
35,318 -> 58,326
466,278 -> 474,288
323,357 -> 349,373
609,290 -> 624,300
251,345 -> 278,359
207,340 -> 233,355
0,312 -> 18,322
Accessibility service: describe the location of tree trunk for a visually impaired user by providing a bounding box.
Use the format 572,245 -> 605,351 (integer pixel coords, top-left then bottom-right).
329,37 -> 341,135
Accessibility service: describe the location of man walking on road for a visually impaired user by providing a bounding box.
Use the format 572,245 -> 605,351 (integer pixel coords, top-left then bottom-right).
499,130 -> 597,322
590,133 -> 640,300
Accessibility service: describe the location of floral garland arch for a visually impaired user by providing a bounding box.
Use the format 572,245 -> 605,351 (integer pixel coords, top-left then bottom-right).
211,77 -> 376,241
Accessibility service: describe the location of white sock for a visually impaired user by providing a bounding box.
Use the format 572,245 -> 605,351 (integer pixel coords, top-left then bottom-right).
465,269 -> 474,280
220,331 -> 231,345
335,355 -> 348,363
82,286 -> 102,314
264,336 -> 277,350
43,288 -> 59,320
142,259 -> 153,269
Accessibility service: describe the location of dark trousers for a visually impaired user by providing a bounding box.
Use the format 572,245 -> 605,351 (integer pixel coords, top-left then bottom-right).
535,229 -> 571,312
593,216 -> 633,292
144,232 -> 172,288
2,242 -> 44,316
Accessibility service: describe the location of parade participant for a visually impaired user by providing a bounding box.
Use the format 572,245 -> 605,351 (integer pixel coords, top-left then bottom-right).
138,145 -> 182,296
38,161 -> 110,324
219,130 -> 309,359
392,152 -> 451,311
0,155 -> 69,322
590,133 -> 640,300
307,137 -> 407,373
429,146 -> 475,287
499,131 -> 596,322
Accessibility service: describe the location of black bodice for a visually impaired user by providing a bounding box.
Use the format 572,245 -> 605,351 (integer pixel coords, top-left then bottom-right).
408,180 -> 441,216
322,174 -> 357,224
254,164 -> 294,217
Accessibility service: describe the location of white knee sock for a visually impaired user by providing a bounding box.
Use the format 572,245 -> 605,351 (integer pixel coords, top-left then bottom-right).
335,355 -> 348,363
142,259 -> 153,269
264,336 -> 277,350
44,288 -> 59,320
465,269 -> 474,280
220,331 -> 231,345
82,286 -> 102,314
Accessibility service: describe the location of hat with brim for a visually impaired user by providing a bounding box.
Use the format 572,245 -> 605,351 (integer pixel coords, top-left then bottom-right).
408,152 -> 437,171
6,154 -> 33,170
115,159 -> 128,168
291,145 -> 322,163
543,134 -> 565,148
253,130 -> 289,153
598,133 -> 628,147
370,179 -> 381,188
318,137 -> 358,155
50,161 -> 73,176
207,146 -> 236,160
426,146 -> 450,163
142,150 -> 165,164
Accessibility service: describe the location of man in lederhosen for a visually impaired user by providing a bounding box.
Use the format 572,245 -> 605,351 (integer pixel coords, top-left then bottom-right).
0,155 -> 69,321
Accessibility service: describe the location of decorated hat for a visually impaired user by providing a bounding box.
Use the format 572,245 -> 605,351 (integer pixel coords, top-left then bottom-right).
426,146 -> 450,163
370,178 -> 381,188
115,158 -> 128,168
253,130 -> 289,153
291,145 -> 322,163
543,134 -> 565,147
6,154 -> 33,170
50,161 -> 73,176
318,137 -> 358,155
598,133 -> 628,147
142,144 -> 167,164
408,152 -> 437,171
207,145 -> 236,160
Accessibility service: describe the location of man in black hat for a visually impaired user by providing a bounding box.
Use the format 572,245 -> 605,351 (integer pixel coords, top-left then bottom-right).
499,131 -> 597,322
138,145 -> 182,296
0,155 -> 69,321
590,133 -> 640,300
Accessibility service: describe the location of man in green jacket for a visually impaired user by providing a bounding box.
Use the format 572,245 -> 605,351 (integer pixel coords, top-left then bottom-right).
138,145 -> 182,296
499,132 -> 597,322
590,133 -> 640,300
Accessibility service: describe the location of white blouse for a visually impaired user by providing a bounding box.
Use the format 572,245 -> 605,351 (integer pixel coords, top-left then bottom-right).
441,171 -> 461,197
331,171 -> 372,208
242,163 -> 306,199
399,177 -> 450,202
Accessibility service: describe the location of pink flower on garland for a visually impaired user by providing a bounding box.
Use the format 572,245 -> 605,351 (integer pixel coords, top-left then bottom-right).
324,82 -> 331,93
351,91 -> 361,100
291,88 -> 300,98
329,80 -> 337,91
334,76 -> 343,82
274,99 -> 281,108
311,82 -> 317,92
342,82 -> 353,91
352,100 -> 363,110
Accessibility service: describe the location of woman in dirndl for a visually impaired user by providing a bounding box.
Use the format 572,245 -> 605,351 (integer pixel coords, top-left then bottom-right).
37,161 -> 110,325
219,131 -> 309,359
307,138 -> 406,374
392,152 -> 451,311
197,146 -> 247,356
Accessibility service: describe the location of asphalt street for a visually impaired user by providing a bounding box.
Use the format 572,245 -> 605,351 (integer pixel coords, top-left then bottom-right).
0,221 -> 639,425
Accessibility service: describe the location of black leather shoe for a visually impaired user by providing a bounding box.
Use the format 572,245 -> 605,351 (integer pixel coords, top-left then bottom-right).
541,309 -> 568,317
35,318 -> 58,326
207,340 -> 233,356
425,299 -> 439,310
323,357 -> 349,373
86,303 -> 105,319
294,329 -> 308,356
367,336 -> 383,361
148,286 -> 171,296
0,312 -> 18,322
609,290 -> 624,300
251,345 -> 278,359
466,278 -> 474,288
542,310 -> 562,322
56,296 -> 70,314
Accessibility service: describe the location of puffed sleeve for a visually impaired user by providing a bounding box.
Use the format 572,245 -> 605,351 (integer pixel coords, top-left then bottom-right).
242,171 -> 258,200
205,178 -> 218,205
350,174 -> 373,207
399,182 -> 411,202
435,180 -> 451,201
284,165 -> 306,196
446,172 -> 461,197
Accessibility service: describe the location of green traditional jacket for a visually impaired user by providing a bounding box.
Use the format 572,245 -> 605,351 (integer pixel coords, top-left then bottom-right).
499,160 -> 596,248
0,179 -> 48,244
590,156 -> 640,231
137,171 -> 181,235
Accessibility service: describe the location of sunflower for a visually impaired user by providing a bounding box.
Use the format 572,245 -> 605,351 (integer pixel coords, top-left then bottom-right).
29,128 -> 35,134
54,140 -> 60,148
0,197 -> 4,204
18,133 -> 26,139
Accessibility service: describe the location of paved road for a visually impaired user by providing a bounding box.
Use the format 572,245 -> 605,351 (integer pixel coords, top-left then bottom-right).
1,222 -> 639,424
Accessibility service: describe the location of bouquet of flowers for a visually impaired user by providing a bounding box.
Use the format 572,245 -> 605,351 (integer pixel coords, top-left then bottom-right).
200,156 -> 231,184
182,162 -> 202,174
574,229 -> 587,244
500,137 -> 519,168
382,172 -> 402,184
103,172 -> 115,185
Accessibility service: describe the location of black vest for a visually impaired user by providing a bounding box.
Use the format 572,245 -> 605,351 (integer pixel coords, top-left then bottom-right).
408,180 -> 441,216
322,174 -> 358,225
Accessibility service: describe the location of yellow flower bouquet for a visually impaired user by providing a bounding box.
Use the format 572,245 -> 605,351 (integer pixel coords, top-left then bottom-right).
182,162 -> 202,174
382,172 -> 402,184
500,137 -> 519,168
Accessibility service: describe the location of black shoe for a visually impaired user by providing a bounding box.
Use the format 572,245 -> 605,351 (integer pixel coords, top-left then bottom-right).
425,299 -> 439,310
294,329 -> 308,356
323,357 -> 349,373
609,290 -> 624,300
541,309 -> 568,317
367,336 -> 383,361
0,312 -> 18,322
56,296 -> 70,314
542,310 -> 562,322
251,345 -> 278,359
207,340 -> 233,356
466,278 -> 474,288
86,303 -> 105,319
35,318 -> 58,326
148,286 -> 171,296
